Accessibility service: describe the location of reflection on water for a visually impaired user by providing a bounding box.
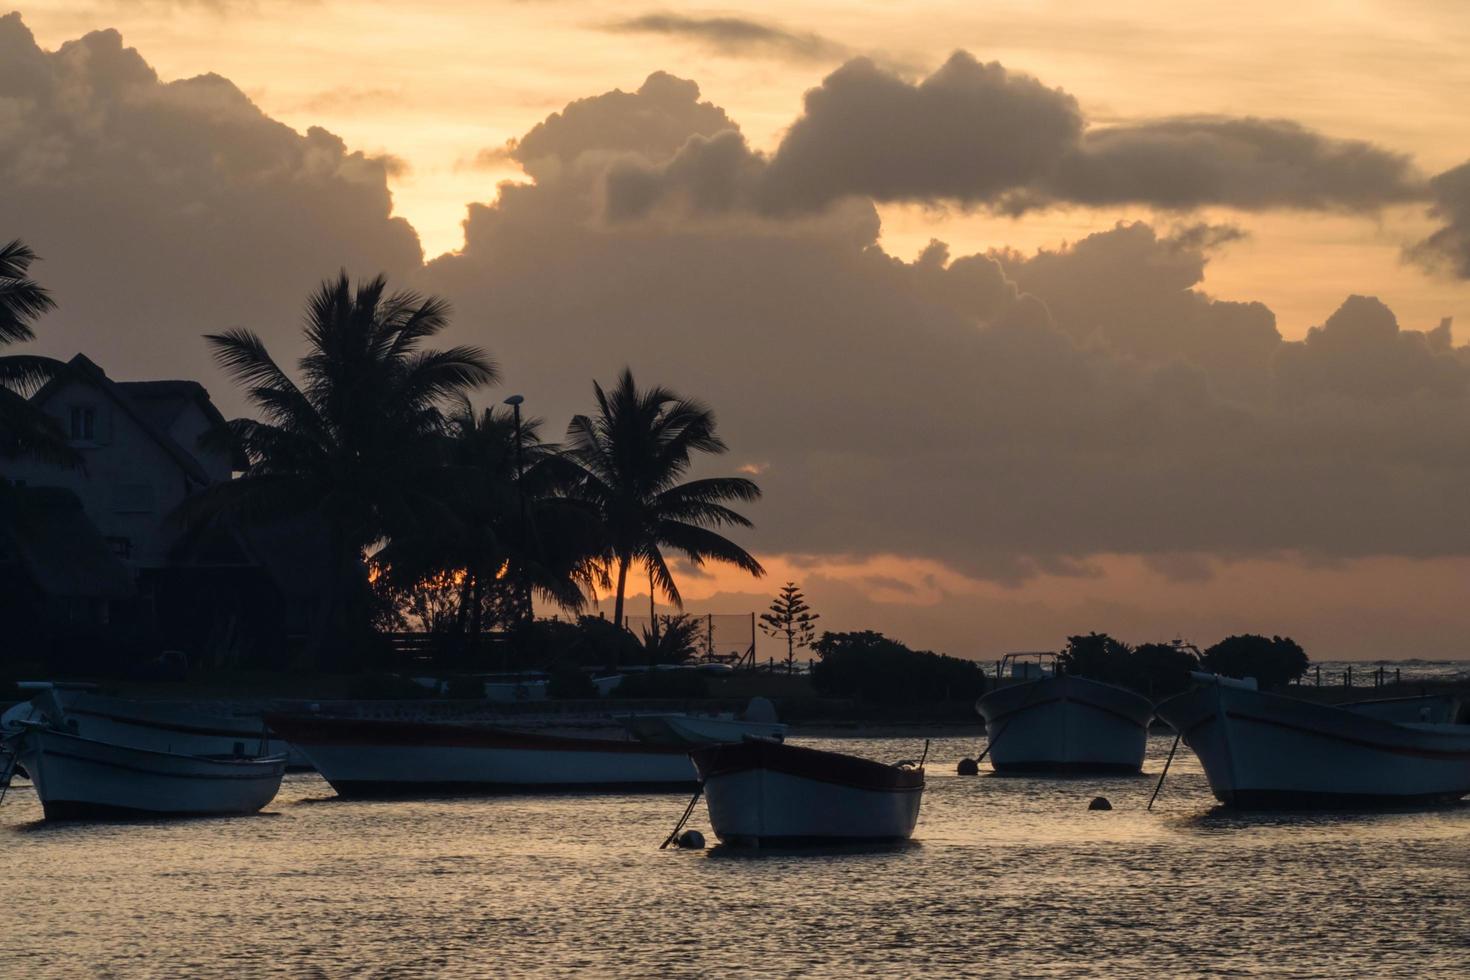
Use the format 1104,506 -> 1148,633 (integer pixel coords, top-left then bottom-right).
3,734 -> 1467,977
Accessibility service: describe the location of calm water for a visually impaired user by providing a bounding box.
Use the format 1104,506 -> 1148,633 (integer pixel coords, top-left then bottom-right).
3,734 -> 1468,978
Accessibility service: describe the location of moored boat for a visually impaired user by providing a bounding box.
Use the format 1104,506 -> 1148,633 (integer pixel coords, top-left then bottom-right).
3,722 -> 286,820
1154,674 -> 1470,809
975,660 -> 1154,774
266,714 -> 698,796
690,738 -> 924,847
1,683 -> 305,766
616,696 -> 787,747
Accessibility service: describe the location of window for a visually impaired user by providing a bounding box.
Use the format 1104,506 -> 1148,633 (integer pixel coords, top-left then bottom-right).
69,405 -> 96,442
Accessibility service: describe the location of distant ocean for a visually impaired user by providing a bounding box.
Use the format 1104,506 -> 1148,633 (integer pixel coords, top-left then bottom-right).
1306,659 -> 1470,684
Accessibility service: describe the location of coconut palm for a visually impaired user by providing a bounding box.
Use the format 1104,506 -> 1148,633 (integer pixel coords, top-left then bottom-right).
375,399 -> 605,643
563,368 -> 765,630
183,271 -> 497,664
0,240 -> 72,463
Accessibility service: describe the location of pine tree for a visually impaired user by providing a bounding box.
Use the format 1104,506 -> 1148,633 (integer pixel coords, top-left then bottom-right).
759,582 -> 820,672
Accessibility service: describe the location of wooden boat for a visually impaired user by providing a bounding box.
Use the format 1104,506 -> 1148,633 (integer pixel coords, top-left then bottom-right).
2,683 -> 304,766
689,738 -> 924,846
4,722 -> 285,821
974,662 -> 1154,773
265,714 -> 698,796
1154,674 -> 1470,809
616,697 -> 787,747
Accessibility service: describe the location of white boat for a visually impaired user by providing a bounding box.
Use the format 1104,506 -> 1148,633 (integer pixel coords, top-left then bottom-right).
690,739 -> 924,846
974,661 -> 1154,773
265,714 -> 697,796
1,683 -> 305,766
617,696 -> 787,747
1154,674 -> 1470,809
4,722 -> 285,820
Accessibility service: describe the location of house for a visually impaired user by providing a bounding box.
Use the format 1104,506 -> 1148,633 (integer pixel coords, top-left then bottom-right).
0,354 -> 323,667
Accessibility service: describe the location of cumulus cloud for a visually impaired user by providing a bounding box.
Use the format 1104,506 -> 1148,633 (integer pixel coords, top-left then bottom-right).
0,13 -> 420,380
420,71 -> 1470,581
602,13 -> 848,62
606,52 -> 1425,220
1406,160 -> 1470,278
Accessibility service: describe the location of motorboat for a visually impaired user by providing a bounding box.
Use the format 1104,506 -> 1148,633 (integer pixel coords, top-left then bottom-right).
689,738 -> 924,847
1,682 -> 305,766
974,654 -> 1154,773
616,696 -> 787,747
2,721 -> 285,820
265,714 -> 698,797
1154,673 -> 1470,809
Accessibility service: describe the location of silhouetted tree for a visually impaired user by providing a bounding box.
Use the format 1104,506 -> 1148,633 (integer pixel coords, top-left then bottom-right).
1130,641 -> 1202,697
1202,634 -> 1309,690
811,630 -> 986,705
640,612 -> 703,665
1058,632 -> 1134,686
0,240 -> 73,464
183,272 -> 496,666
760,581 -> 820,671
562,368 -> 764,633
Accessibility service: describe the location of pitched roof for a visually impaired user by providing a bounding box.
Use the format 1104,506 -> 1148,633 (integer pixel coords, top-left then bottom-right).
0,484 -> 135,599
29,354 -> 235,483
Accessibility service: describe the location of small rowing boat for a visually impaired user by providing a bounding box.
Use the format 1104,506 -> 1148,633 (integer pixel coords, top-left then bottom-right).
690,738 -> 924,846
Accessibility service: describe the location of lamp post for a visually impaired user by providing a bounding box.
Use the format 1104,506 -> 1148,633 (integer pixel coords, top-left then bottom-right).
503,395 -> 527,629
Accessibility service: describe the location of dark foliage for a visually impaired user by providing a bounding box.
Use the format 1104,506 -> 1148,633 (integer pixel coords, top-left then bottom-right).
1129,641 -> 1202,698
611,670 -> 710,699
1202,634 -> 1309,690
811,630 -> 987,706
1058,632 -> 1134,686
640,613 -> 703,665
546,667 -> 599,699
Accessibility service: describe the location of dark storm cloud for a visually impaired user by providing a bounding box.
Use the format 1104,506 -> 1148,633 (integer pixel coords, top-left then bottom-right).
606,52 -> 1425,219
0,13 -> 420,383
602,13 -> 848,62
1406,161 -> 1470,278
419,71 -> 1470,579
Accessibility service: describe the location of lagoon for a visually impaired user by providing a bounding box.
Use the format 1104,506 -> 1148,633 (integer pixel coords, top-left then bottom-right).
3,734 -> 1467,977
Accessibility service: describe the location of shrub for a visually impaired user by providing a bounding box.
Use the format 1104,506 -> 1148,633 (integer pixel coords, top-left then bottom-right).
810,630 -> 986,706
1201,634 -> 1309,690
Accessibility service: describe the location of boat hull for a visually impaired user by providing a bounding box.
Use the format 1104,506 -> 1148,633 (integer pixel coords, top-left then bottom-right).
15,727 -> 285,821
3,689 -> 303,766
617,713 -> 787,747
267,715 -> 697,796
691,740 -> 923,846
975,675 -> 1153,774
1154,682 -> 1470,809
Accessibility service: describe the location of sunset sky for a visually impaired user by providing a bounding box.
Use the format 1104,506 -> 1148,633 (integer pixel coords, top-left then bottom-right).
5,1 -> 1470,660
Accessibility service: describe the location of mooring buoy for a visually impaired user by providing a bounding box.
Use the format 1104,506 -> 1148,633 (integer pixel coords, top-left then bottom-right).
956,758 -> 980,776
1088,796 -> 1112,811
676,829 -> 706,849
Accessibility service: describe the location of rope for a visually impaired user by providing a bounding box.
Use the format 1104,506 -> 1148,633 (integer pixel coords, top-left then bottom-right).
1147,730 -> 1183,811
660,782 -> 705,849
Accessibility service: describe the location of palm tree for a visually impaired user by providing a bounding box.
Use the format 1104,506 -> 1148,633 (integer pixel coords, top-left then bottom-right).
375,399 -> 605,645
183,271 -> 497,665
0,240 -> 73,463
563,368 -> 765,631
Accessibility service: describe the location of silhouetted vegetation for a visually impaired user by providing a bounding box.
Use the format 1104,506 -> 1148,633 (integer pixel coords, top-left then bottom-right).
1202,634 -> 1309,690
611,669 -> 710,699
640,613 -> 703,665
1058,633 -> 1203,697
760,582 -> 820,671
811,630 -> 987,705
0,240 -> 73,464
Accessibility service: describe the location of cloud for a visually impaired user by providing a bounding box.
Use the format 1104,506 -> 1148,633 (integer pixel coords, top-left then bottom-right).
0,13 -> 420,382
602,13 -> 848,62
605,52 -> 1425,220
420,71 -> 1470,584
1406,160 -> 1470,278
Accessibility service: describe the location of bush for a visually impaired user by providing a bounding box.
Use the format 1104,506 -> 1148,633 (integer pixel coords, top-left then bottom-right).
546,668 -> 598,699
1202,634 -> 1308,690
1058,633 -> 1134,686
1129,642 -> 1201,697
810,630 -> 986,706
610,670 -> 710,699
